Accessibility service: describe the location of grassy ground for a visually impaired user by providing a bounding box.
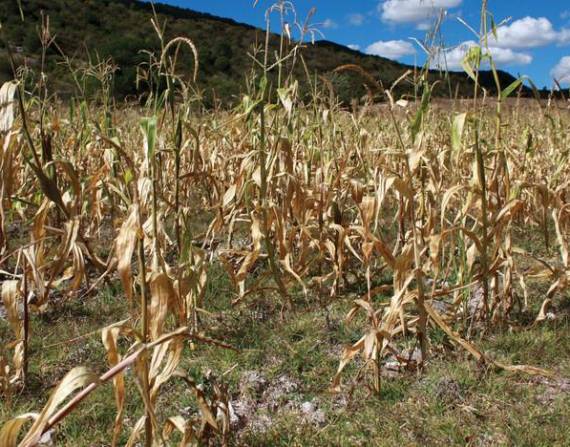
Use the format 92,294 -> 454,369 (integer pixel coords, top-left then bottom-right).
1,259 -> 569,447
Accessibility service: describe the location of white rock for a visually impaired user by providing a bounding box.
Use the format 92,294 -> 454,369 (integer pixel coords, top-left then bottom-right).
38,429 -> 55,446
300,401 -> 326,426
300,401 -> 315,414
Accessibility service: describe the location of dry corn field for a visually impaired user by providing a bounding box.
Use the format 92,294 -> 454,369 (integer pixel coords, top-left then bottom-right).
1,7 -> 570,447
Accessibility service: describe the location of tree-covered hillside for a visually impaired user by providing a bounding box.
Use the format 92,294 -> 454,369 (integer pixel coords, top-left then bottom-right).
0,0 -> 532,104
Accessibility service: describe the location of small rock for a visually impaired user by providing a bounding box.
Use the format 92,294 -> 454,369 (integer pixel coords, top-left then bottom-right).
401,347 -> 422,364
382,348 -> 422,376
229,399 -> 254,428
300,401 -> 326,426
38,429 -> 55,446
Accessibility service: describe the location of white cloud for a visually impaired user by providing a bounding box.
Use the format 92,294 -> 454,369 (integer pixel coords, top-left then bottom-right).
559,28 -> 570,45
434,41 -> 532,70
348,13 -> 365,26
416,22 -> 433,31
562,10 -> 570,20
366,40 -> 416,59
551,56 -> 570,85
488,17 -> 559,49
380,0 -> 462,27
484,17 -> 570,49
347,44 -> 361,51
322,19 -> 338,29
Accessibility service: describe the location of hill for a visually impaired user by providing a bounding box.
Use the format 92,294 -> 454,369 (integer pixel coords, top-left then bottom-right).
0,0 -> 531,104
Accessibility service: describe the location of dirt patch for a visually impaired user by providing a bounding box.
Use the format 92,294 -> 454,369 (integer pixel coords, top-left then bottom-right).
230,370 -> 326,436
534,377 -> 570,404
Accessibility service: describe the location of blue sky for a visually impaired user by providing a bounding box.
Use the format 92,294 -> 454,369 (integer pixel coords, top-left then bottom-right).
155,0 -> 570,88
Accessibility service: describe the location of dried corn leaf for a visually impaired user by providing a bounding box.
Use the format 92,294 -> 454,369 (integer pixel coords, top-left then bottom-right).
20,367 -> 98,447
115,205 -> 140,302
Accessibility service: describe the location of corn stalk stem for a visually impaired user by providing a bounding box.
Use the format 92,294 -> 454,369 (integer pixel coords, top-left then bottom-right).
475,129 -> 490,320
258,100 -> 289,302
136,223 -> 152,447
22,256 -> 29,386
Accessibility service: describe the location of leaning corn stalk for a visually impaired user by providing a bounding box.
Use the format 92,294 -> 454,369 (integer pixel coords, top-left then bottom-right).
0,326 -> 234,447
